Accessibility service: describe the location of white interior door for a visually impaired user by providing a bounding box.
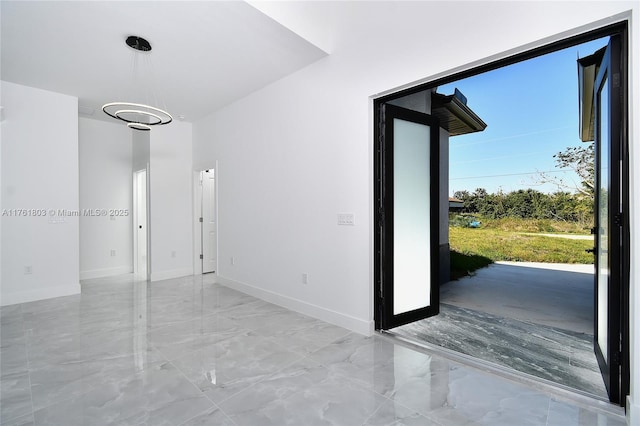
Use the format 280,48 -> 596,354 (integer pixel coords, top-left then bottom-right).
202,169 -> 217,274
134,169 -> 147,278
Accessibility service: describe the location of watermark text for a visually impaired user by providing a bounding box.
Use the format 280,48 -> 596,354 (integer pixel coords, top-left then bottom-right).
2,208 -> 129,217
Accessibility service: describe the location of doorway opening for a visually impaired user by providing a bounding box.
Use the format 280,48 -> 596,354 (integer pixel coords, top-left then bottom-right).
374,22 -> 629,406
133,169 -> 149,280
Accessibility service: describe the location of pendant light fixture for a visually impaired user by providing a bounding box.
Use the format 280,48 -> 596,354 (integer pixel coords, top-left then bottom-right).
102,36 -> 172,131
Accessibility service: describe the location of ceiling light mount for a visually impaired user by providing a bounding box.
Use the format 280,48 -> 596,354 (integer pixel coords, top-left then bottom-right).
126,35 -> 152,52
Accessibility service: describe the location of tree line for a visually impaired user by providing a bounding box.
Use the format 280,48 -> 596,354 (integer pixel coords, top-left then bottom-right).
452,144 -> 595,225
452,188 -> 593,224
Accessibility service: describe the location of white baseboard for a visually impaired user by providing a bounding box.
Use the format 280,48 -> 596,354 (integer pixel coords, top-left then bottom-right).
80,266 -> 132,280
150,267 -> 194,282
0,282 -> 81,306
628,395 -> 638,426
215,276 -> 374,336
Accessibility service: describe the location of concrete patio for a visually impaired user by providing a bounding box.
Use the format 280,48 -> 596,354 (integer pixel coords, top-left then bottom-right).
441,261 -> 594,334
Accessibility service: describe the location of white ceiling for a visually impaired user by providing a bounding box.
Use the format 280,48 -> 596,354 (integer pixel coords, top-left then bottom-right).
0,1 -> 327,122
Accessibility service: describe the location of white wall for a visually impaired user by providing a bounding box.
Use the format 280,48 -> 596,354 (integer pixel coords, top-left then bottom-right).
132,130 -> 150,173
0,88 -> 3,301
0,81 -> 80,305
193,72 -> 374,331
194,2 -> 638,418
149,121 -> 194,281
195,2 -> 637,334
78,117 -> 133,280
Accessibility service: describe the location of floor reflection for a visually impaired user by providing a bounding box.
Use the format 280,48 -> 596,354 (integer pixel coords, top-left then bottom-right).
0,273 -> 625,426
391,261 -> 606,399
133,279 -> 148,371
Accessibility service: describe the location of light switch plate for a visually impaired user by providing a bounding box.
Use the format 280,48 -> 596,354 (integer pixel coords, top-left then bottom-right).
337,213 -> 355,226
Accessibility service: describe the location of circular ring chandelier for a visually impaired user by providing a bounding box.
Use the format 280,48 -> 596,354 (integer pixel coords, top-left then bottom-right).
127,123 -> 152,131
102,102 -> 172,131
102,36 -> 173,131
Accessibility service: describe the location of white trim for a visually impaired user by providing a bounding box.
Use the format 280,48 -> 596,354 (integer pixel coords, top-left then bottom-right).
0,283 -> 81,307
150,267 -> 194,282
216,276 -> 374,336
628,395 -> 638,426
133,169 -> 140,275
193,170 -> 203,276
80,266 -> 132,281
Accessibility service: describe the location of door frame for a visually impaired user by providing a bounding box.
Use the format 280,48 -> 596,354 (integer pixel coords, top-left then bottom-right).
193,164 -> 219,276
201,169 -> 217,274
592,33 -> 628,404
372,21 -> 629,405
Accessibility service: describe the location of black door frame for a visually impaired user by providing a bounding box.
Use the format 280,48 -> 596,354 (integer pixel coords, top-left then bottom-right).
373,21 -> 629,406
593,33 -> 627,404
376,103 -> 441,330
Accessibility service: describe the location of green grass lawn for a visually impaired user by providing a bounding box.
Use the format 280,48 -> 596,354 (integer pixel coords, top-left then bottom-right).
477,217 -> 592,234
449,217 -> 594,279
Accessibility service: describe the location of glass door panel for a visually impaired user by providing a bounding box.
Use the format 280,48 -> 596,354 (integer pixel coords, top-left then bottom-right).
596,75 -> 609,364
393,118 -> 432,315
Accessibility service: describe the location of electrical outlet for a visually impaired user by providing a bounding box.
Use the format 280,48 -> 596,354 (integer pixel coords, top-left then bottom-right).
302,273 -> 308,285
24,266 -> 32,275
110,249 -> 116,257
230,257 -> 235,266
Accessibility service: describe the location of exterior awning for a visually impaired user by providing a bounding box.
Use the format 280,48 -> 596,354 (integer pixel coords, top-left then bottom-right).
431,89 -> 487,136
577,46 -> 606,142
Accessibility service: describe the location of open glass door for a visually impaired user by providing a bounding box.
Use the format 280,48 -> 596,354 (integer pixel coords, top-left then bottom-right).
376,104 -> 440,329
592,35 -> 623,404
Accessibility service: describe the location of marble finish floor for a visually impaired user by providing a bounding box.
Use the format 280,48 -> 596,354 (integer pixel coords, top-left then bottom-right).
0,274 -> 626,425
392,303 -> 607,399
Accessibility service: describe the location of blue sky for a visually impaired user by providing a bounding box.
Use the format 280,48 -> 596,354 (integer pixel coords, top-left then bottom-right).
441,37 -> 609,196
